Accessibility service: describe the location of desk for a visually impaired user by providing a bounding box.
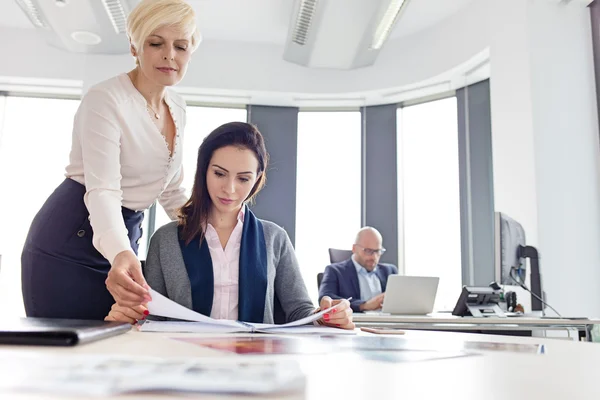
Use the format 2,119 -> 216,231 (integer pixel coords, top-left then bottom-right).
1,328 -> 600,399
353,313 -> 600,341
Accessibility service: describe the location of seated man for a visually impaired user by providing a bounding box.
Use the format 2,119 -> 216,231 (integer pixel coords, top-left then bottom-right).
319,227 -> 398,312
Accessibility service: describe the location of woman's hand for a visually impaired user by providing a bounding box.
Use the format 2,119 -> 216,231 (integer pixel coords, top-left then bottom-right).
104,303 -> 149,325
105,250 -> 151,307
318,296 -> 355,330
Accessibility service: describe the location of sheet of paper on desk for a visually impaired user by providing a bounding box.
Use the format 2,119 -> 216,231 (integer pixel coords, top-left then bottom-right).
0,352 -> 305,396
144,288 -> 352,334
141,320 -> 355,335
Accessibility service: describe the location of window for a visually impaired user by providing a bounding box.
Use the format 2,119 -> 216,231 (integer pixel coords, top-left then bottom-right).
153,106 -> 247,231
295,111 -> 362,302
397,97 -> 462,311
0,96 -> 81,318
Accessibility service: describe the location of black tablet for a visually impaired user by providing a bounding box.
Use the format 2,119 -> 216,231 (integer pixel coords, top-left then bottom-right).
0,318 -> 131,346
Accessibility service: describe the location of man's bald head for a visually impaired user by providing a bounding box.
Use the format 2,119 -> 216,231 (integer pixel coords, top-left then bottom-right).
355,227 -> 383,245
352,227 -> 384,271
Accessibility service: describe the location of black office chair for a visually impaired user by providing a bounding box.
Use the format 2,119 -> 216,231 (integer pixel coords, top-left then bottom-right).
328,248 -> 353,264
317,272 -> 324,290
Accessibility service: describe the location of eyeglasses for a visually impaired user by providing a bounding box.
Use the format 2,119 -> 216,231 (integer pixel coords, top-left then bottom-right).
355,245 -> 386,256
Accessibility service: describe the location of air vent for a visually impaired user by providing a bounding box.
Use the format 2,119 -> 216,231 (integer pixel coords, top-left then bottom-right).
292,0 -> 318,46
15,0 -> 47,28
102,0 -> 127,34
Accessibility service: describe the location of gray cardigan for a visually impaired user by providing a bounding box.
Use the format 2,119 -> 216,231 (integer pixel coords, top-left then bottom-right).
145,220 -> 316,324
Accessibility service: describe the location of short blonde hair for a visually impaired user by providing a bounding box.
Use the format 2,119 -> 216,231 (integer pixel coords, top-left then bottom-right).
127,0 -> 201,54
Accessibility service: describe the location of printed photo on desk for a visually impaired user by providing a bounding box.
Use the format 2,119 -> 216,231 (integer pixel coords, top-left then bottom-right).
325,335 -> 544,356
173,336 -> 334,355
317,335 -> 470,363
0,352 -> 306,397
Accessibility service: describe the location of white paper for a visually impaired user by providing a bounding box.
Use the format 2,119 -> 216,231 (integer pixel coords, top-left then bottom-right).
264,304 -> 338,329
0,352 -> 305,396
257,326 -> 357,335
145,288 -> 352,334
140,320 -> 242,334
147,289 -> 241,329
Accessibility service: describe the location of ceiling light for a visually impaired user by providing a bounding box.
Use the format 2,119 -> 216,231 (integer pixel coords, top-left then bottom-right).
292,0 -> 319,46
15,0 -> 47,28
102,0 -> 128,34
371,0 -> 410,50
71,31 -> 102,45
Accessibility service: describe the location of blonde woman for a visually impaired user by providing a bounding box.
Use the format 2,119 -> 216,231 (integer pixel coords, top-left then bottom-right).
21,0 -> 201,320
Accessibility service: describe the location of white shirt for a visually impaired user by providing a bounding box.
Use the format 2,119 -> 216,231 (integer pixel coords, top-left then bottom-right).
204,208 -> 245,320
65,73 -> 187,263
352,255 -> 382,301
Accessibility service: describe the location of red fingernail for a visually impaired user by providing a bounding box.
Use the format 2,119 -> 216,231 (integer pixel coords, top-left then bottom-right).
143,310 -> 149,316
324,314 -> 330,321
336,324 -> 341,327
332,308 -> 337,313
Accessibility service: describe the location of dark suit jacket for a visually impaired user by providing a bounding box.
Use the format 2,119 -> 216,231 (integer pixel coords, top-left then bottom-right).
318,258 -> 398,312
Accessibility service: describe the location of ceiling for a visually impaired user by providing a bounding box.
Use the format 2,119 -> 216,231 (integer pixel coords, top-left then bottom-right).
0,0 -> 476,44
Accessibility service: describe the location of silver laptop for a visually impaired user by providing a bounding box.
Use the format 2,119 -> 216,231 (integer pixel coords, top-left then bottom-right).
380,275 -> 440,315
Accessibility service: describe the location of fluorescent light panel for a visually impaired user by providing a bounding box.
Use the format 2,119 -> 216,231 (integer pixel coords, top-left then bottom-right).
102,0 -> 128,34
15,0 -> 46,28
371,0 -> 408,50
292,0 -> 319,46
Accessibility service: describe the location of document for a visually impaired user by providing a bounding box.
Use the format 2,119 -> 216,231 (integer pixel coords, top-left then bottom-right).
143,289 -> 355,334
0,352 -> 305,396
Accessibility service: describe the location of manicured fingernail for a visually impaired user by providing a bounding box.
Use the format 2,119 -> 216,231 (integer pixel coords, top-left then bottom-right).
324,314 -> 330,321
336,324 -> 341,327
332,308 -> 337,313
143,310 -> 149,316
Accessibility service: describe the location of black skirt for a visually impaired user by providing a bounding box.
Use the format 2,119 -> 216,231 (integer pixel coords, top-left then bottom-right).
21,178 -> 144,320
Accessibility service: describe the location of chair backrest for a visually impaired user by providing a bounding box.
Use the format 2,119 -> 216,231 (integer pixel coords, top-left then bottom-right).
317,272 -> 324,290
328,248 -> 353,264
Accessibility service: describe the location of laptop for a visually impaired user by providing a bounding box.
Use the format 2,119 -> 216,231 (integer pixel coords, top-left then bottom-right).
0,318 -> 131,346
380,275 -> 440,315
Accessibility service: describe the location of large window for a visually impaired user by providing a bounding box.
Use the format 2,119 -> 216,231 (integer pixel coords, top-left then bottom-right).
152,106 -> 247,231
397,97 -> 462,311
295,111 -> 362,301
0,96 -> 80,318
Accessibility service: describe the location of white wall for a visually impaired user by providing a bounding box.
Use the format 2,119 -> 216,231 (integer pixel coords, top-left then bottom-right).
489,0 -> 600,317
527,2 -> 600,317
489,1 -> 539,251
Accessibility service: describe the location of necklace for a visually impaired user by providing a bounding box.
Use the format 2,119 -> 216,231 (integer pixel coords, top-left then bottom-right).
146,103 -> 160,119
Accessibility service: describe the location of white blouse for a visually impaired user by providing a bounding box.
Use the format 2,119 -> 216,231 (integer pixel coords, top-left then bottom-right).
65,73 -> 187,264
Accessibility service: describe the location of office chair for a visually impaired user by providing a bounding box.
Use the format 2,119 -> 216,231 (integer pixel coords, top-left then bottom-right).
317,272 -> 324,290
328,248 -> 353,264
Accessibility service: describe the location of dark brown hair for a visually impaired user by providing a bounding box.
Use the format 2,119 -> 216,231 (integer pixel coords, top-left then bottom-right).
178,122 -> 268,244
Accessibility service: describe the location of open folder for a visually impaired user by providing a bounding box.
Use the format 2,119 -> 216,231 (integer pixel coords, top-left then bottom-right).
142,289 -> 354,334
